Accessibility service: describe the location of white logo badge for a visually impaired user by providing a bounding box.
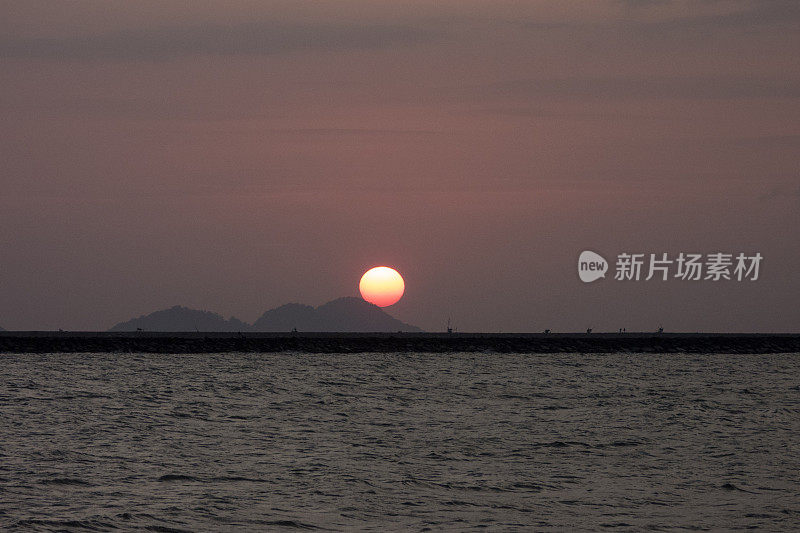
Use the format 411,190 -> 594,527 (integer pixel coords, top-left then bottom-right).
578,251 -> 608,283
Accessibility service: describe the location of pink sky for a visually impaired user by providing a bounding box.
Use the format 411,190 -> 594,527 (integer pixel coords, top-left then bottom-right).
1,1 -> 798,331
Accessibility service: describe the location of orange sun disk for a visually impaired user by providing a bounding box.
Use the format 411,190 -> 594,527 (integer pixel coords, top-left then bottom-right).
359,266 -> 405,307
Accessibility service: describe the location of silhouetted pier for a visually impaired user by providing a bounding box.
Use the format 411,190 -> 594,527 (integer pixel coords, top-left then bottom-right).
1,332 -> 799,354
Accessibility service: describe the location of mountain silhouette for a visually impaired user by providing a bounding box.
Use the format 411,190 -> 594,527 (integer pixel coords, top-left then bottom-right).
251,303 -> 321,331
108,298 -> 421,332
109,305 -> 251,332
253,297 -> 422,332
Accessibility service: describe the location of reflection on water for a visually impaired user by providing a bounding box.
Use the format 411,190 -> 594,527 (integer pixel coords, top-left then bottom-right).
1,352 -> 799,531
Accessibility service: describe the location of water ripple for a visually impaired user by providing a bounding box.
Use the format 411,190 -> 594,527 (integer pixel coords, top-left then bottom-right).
0,351 -> 798,531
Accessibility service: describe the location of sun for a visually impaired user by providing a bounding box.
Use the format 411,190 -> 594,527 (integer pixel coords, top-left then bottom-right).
359,266 -> 405,307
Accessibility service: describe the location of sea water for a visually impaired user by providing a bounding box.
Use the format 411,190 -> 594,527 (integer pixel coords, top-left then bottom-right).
1,352 -> 798,531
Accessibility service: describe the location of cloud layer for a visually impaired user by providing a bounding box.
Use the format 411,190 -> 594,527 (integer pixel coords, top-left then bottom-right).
0,0 -> 798,332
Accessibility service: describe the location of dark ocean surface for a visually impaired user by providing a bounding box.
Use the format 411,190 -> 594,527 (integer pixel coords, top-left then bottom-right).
1,352 -> 798,531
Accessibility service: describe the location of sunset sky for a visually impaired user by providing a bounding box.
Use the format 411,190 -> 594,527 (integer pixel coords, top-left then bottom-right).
1,1 -> 798,332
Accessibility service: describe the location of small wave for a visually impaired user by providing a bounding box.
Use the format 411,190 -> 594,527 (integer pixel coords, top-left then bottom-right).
533,440 -> 591,448
157,473 -> 270,483
145,526 -> 193,533
558,499 -> 592,506
455,483 -> 512,493
442,500 -> 482,507
262,519 -> 320,529
157,474 -> 200,482
511,482 -> 543,491
608,439 -> 644,447
425,452 -> 452,460
592,439 -> 645,449
39,477 -> 92,486
721,482 -> 755,493
210,476 -> 269,483
12,518 -> 115,530
56,391 -> 110,400
497,394 -> 531,400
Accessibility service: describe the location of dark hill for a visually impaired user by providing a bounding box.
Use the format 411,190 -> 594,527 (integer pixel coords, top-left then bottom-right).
252,297 -> 422,332
316,297 -> 421,332
251,303 -> 320,332
108,305 -> 251,332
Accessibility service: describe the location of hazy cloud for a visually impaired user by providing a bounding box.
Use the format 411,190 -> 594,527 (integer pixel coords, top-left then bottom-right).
648,1 -> 800,30
1,1 -> 798,331
523,1 -> 800,47
0,20 -> 433,61
759,183 -> 800,202
489,76 -> 800,100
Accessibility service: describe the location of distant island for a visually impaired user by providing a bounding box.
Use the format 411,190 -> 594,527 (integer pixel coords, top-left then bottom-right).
108,306 -> 250,332
108,297 -> 422,333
